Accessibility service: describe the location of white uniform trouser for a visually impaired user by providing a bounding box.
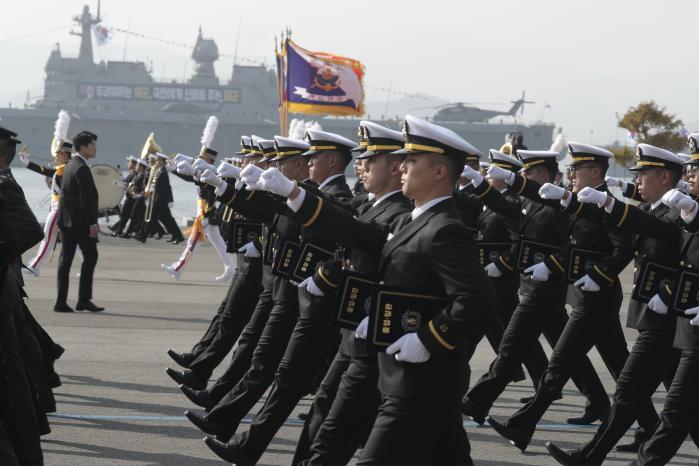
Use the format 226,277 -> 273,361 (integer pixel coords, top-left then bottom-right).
171,221 -> 236,274
27,201 -> 59,273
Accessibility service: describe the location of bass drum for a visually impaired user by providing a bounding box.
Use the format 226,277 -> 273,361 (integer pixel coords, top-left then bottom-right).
90,164 -> 125,210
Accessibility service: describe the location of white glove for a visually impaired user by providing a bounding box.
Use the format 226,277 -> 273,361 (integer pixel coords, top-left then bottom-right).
574,274 -> 600,292
199,169 -> 223,188
217,162 -> 242,180
258,167 -> 296,197
484,262 -> 502,278
240,164 -> 264,190
577,187 -> 608,207
238,241 -> 261,258
173,153 -> 194,164
18,151 -> 30,166
176,161 -> 196,176
648,293 -> 668,315
487,165 -> 515,185
524,262 -> 551,282
298,276 -> 325,297
604,176 -> 624,189
461,165 -> 483,187
355,316 -> 369,339
192,158 -> 214,172
685,307 -> 699,326
386,332 -> 430,363
166,159 -> 177,172
676,180 -> 691,194
662,189 -> 696,212
538,182 -> 568,201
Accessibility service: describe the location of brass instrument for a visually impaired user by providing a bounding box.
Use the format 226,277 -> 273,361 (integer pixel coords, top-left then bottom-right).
141,134 -> 164,223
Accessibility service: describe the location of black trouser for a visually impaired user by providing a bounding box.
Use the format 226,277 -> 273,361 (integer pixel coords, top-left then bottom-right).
465,294 -> 610,414
56,226 -> 97,304
0,274 -> 42,464
0,420 -> 19,466
125,199 -> 145,235
505,289 -> 629,439
227,288 -> 341,462
580,328 -> 680,465
114,196 -> 135,233
205,279 -> 299,433
357,394 -> 473,466
295,353 -> 381,466
206,265 -> 275,405
23,306 -> 60,383
636,349 -> 699,465
154,201 -> 182,240
188,258 -> 263,381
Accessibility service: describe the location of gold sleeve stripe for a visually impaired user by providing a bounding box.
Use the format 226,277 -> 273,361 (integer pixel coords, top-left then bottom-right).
477,183 -> 492,198
225,191 -> 238,206
428,320 -> 456,350
302,197 -> 324,228
574,200 -> 584,216
615,203 -> 629,228
515,176 -> 527,195
665,284 -> 672,295
317,268 -> 338,288
498,256 -> 513,272
593,265 -> 614,285
245,190 -> 255,201
630,183 -> 637,199
549,254 -> 565,272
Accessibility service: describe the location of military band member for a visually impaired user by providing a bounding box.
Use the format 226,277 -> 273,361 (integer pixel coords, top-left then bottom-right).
142,152 -> 183,243
545,145 -> 689,465
110,155 -> 138,237
483,143 -> 634,450
121,158 -> 148,238
460,149 -> 611,427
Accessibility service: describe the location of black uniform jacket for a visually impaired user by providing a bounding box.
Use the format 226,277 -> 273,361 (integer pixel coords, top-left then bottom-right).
292,191 -> 491,400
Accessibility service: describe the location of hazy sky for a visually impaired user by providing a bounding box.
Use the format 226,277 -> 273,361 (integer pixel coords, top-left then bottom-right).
1,0 -> 697,146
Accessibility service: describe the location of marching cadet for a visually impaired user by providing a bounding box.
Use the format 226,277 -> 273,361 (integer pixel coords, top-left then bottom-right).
630,137 -> 699,464
19,110 -> 72,277
545,145 -> 691,465
203,115 -> 492,466
292,121 -> 412,466
166,138 -> 272,389
480,143 -> 634,451
460,150 -> 611,427
165,116 -> 236,281
110,155 -> 139,237
195,129 -> 356,465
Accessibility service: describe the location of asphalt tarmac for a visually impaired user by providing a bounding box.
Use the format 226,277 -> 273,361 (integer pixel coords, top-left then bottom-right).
21,235 -> 698,465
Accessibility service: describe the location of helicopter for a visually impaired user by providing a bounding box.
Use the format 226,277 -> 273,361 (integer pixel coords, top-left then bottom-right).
418,91 -> 535,123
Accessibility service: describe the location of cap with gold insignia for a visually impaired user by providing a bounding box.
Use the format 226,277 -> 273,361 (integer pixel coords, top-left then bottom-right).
137,158 -> 149,167
0,125 -> 21,145
677,153 -> 693,165
271,136 -> 310,162
356,121 -> 404,160
687,133 -> 699,162
392,114 -> 480,163
488,149 -> 523,172
248,135 -> 266,158
302,129 -> 356,157
630,143 -> 683,172
254,137 -> 277,163
351,124 -> 369,153
150,152 -> 169,161
237,136 -> 253,156
567,142 -> 613,166
516,150 -> 559,171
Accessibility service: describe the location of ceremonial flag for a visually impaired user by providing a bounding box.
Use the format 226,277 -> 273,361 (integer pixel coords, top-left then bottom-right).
93,24 -> 113,46
278,38 -> 365,117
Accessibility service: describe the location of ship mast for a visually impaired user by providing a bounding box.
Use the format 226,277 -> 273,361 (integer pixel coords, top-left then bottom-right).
71,2 -> 101,64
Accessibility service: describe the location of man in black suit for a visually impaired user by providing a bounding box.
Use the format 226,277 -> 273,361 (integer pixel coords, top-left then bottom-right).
55,131 -> 104,313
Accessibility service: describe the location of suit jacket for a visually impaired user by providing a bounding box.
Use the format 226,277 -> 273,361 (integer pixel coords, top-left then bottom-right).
57,156 -> 98,232
293,193 -> 491,400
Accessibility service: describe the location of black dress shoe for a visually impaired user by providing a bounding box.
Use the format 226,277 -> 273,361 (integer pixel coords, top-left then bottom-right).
615,438 -> 642,452
120,233 -> 132,239
520,392 -> 562,404
566,407 -> 608,425
185,410 -> 231,441
511,367 -> 527,383
486,417 -> 530,451
167,349 -> 194,368
76,301 -> 105,312
165,368 -> 206,389
545,441 -> 584,466
180,385 -> 214,410
460,398 -> 487,426
53,303 -> 74,313
169,237 -> 185,245
135,234 -> 146,244
203,436 -> 254,466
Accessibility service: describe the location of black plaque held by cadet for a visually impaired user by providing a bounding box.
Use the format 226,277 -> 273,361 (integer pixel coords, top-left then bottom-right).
226,221 -> 264,253
476,241 -> 512,267
566,247 -> 606,284
262,229 -> 275,266
672,269 -> 699,313
332,269 -> 376,330
272,240 -> 301,277
517,239 -> 560,272
291,243 -> 335,282
367,285 -> 449,352
631,259 -> 677,304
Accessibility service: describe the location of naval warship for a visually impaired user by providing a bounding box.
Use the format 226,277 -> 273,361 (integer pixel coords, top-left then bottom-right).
1,4 -> 555,166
